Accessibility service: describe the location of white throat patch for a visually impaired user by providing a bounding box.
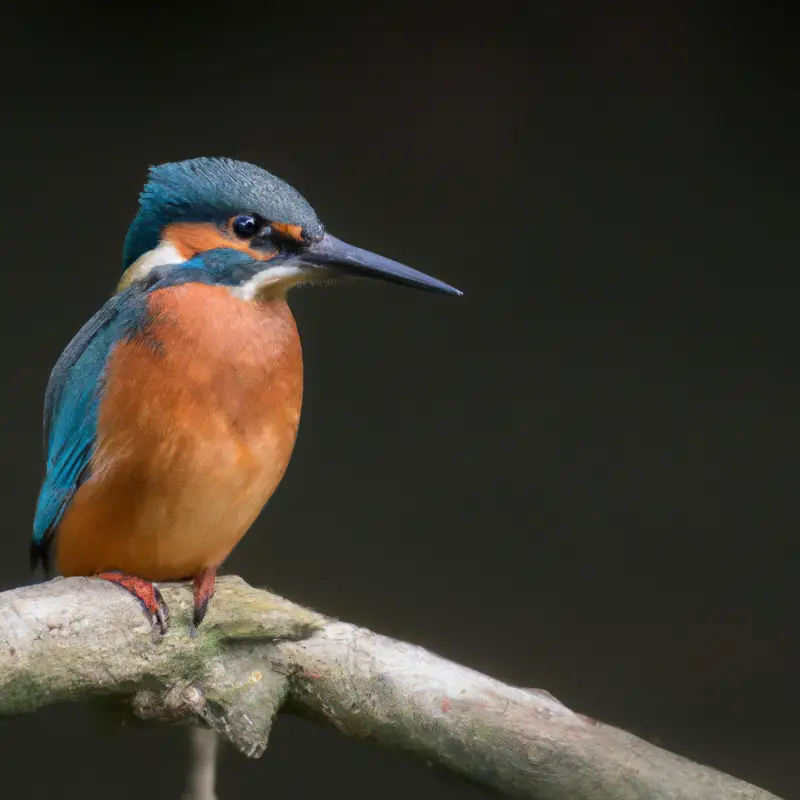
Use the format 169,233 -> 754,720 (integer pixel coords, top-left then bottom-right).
231,265 -> 308,302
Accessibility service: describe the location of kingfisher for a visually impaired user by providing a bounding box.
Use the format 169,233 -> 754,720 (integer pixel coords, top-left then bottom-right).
31,157 -> 460,633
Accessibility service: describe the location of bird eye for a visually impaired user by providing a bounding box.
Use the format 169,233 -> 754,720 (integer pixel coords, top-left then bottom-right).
232,214 -> 262,238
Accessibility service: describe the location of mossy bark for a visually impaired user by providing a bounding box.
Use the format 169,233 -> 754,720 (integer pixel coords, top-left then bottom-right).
0,576 -> 783,800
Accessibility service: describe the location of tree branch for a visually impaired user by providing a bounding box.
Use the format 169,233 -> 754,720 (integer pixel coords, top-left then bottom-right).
0,576 -> 782,800
183,727 -> 221,800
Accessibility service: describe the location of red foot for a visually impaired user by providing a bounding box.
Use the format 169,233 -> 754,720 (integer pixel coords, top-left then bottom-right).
98,571 -> 169,634
192,567 -> 217,632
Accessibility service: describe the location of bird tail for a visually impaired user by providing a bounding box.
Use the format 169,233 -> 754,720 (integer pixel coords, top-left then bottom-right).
29,539 -> 53,578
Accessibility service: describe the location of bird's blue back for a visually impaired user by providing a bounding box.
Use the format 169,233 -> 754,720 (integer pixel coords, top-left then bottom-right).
33,296 -> 137,562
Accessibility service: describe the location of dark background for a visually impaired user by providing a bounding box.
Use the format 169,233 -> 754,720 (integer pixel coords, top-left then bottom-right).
0,2 -> 797,798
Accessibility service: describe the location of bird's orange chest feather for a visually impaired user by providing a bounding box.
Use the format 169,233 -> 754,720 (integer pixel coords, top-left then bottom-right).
56,283 -> 303,580
100,282 -> 303,458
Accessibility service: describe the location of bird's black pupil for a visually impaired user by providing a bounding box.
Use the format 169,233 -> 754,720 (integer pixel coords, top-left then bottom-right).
233,215 -> 258,237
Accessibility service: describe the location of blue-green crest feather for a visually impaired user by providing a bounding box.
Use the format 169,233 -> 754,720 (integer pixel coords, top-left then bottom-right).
122,157 -> 323,269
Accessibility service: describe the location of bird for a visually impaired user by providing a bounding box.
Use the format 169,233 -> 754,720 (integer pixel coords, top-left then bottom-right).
31,157 -> 461,634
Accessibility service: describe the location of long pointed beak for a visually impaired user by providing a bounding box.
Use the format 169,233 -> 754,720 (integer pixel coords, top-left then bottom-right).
299,233 -> 462,296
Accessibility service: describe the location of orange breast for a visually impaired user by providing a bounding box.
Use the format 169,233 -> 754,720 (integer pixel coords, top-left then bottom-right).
56,283 -> 303,580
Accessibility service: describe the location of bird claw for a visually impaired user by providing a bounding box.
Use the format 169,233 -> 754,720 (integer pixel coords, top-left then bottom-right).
97,571 -> 170,635
152,584 -> 170,635
191,567 -> 217,635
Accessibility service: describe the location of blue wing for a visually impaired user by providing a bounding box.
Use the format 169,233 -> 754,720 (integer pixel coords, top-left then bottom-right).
31,293 -> 136,571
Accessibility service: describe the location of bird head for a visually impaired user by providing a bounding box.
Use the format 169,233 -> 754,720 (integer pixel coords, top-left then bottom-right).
119,157 -> 461,299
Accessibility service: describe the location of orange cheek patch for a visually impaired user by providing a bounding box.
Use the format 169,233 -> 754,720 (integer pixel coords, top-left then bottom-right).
271,222 -> 305,243
164,221 -> 278,262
